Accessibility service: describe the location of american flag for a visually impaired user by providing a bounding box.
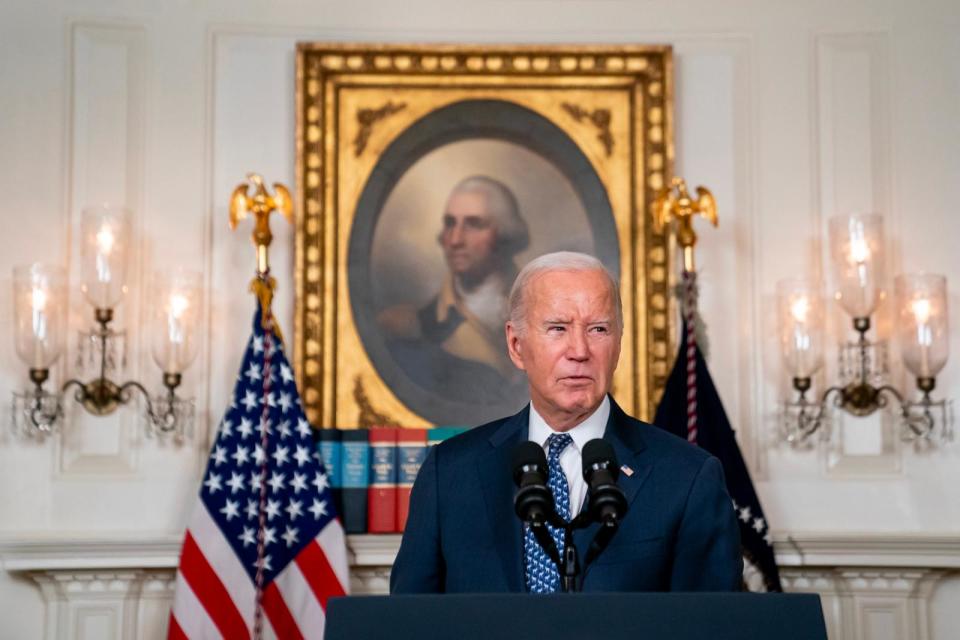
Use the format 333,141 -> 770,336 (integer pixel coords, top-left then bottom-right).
169,304 -> 349,639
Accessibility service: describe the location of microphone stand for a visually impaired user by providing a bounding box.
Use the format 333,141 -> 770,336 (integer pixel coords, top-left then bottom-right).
549,508 -> 623,592
551,512 -> 592,593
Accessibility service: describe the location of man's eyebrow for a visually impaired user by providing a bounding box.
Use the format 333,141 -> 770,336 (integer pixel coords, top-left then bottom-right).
540,318 -> 613,325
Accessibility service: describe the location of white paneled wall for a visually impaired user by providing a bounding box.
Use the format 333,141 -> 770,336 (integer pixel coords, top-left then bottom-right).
1,1 -> 958,639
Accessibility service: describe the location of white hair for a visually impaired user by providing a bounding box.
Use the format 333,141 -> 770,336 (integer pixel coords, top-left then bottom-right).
445,175 -> 530,257
508,251 -> 622,333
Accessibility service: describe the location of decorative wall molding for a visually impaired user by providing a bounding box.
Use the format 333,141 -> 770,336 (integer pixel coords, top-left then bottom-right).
811,31 -> 899,477
3,532 -> 957,639
0,537 -> 182,572
57,21 -> 150,478
774,533 -> 960,569
4,531 -> 958,575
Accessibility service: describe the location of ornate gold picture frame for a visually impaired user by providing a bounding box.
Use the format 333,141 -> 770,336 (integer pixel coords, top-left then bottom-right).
294,44 -> 674,428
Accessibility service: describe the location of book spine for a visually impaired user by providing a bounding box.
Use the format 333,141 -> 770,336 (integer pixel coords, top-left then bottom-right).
396,428 -> 428,533
315,428 -> 343,520
367,427 -> 398,533
427,426 -> 469,447
340,429 -> 369,534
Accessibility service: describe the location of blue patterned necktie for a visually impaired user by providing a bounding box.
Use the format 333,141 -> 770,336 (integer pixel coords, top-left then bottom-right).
523,432 -> 573,593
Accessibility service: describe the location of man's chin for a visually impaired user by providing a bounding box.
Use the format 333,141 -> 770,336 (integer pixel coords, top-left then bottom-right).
555,390 -> 602,414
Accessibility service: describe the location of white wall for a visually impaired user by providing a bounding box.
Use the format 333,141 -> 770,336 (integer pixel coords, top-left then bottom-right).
1,1 -> 957,638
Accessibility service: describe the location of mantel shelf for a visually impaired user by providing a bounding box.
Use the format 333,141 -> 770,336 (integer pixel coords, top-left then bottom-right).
3,532 -> 960,574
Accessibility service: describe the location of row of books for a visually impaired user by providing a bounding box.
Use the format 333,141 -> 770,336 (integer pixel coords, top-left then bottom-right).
313,427 -> 468,534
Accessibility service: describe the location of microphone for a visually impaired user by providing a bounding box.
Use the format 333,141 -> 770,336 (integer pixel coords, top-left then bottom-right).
582,439 -> 628,525
511,441 -> 554,525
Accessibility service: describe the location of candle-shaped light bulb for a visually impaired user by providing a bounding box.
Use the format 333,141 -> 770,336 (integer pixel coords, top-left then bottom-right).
81,205 -> 130,309
896,274 -> 949,380
829,214 -> 885,318
790,296 -> 810,323
96,224 -> 115,255
779,279 -> 824,379
169,293 -> 189,320
164,293 -> 189,372
910,298 -> 933,376
911,299 -> 931,326
13,265 -> 67,370
849,235 -> 870,264
152,271 -> 201,375
32,286 -> 48,312
31,285 -> 49,352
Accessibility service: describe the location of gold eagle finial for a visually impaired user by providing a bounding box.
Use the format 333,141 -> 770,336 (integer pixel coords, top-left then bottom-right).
229,172 -> 293,277
653,176 -> 718,272
229,172 -> 294,340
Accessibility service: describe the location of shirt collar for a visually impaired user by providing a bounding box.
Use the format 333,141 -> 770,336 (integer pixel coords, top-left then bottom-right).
528,395 -> 610,453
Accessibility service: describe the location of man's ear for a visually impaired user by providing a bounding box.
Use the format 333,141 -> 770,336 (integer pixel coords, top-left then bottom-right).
505,322 -> 526,371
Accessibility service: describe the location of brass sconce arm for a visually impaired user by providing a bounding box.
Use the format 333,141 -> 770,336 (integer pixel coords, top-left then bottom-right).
24,368 -> 185,435
786,316 -> 947,445
17,307 -> 192,438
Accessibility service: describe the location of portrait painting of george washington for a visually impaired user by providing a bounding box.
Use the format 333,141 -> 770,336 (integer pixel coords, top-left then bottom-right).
296,45 -> 675,429
348,101 -> 620,425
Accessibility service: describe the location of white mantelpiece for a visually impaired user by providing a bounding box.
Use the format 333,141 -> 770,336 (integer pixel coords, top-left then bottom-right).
2,533 -> 957,640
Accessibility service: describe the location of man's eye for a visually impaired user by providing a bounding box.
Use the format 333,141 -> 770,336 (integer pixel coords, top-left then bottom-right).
547,325 -> 565,333
465,218 -> 490,230
590,326 -> 609,334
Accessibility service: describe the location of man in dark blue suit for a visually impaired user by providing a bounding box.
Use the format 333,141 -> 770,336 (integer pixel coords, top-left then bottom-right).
391,252 -> 741,593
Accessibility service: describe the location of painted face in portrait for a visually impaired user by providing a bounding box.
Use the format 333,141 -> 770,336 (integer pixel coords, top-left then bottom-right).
506,268 -> 622,429
440,190 -> 500,286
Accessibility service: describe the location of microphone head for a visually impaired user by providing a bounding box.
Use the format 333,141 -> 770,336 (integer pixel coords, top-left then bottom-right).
511,441 -> 549,486
582,439 -> 619,481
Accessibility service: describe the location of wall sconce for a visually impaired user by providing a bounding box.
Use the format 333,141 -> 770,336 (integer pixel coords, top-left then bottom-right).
780,213 -> 953,446
11,204 -> 199,440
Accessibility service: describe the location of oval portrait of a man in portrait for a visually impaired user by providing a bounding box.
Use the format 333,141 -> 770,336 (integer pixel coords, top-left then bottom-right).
348,99 -> 620,426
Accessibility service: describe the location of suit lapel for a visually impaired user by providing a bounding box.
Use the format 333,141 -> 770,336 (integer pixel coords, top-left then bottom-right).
477,405 -> 529,592
575,397 -> 653,577
603,399 -> 653,510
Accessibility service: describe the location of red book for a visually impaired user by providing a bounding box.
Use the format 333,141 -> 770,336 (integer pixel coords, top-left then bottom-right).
367,427 -> 399,533
396,428 -> 428,532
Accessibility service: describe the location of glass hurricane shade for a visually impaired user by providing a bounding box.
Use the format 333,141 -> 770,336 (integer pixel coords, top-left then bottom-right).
895,273 -> 949,379
828,213 -> 885,318
778,278 -> 825,379
13,264 -> 67,370
150,270 -> 201,374
80,204 -> 131,309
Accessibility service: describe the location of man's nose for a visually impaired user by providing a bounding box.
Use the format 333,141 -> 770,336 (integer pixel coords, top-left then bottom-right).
447,222 -> 465,245
565,329 -> 590,361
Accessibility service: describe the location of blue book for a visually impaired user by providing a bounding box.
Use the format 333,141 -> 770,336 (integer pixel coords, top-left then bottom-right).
397,428 -> 427,532
427,426 -> 469,447
315,428 -> 343,519
341,429 -> 370,534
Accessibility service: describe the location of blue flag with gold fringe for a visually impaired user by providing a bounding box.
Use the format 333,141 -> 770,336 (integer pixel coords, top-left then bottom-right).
654,316 -> 782,592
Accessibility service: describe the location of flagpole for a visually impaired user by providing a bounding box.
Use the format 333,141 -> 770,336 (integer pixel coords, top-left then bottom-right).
229,172 -> 294,639
653,177 -> 719,445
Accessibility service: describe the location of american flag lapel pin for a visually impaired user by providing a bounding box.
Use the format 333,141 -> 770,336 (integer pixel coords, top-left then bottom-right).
621,464 -> 634,477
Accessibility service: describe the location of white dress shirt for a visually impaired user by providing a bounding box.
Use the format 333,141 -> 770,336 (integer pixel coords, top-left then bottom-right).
527,395 -> 610,517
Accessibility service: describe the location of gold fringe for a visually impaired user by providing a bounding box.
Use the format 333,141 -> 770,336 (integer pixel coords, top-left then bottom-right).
249,276 -> 285,346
